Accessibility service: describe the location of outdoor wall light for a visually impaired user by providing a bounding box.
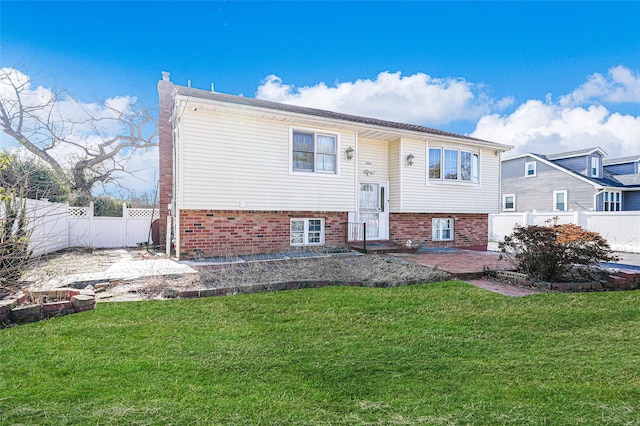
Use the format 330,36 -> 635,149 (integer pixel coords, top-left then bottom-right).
406,153 -> 415,166
345,146 -> 355,161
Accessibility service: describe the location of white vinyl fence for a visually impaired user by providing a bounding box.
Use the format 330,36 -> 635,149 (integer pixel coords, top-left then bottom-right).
489,211 -> 640,253
11,199 -> 159,257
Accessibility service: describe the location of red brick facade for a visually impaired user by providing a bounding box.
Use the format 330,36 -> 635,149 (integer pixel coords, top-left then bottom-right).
158,73 -> 174,251
389,213 -> 488,251
178,210 -> 348,258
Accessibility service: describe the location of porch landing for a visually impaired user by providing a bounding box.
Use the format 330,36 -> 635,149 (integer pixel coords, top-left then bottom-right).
348,241 -> 419,254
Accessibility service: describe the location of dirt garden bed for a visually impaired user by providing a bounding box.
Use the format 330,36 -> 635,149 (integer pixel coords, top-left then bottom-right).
130,254 -> 453,300
4,249 -> 451,302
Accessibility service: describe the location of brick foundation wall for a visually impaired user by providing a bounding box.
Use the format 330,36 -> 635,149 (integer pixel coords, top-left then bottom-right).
389,213 -> 488,251
178,210 -> 348,258
158,73 -> 175,251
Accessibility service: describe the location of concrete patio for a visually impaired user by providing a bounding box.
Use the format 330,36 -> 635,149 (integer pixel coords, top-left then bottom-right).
390,248 -> 515,279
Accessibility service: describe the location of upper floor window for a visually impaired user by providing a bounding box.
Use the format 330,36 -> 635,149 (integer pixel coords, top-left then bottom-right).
429,148 -> 479,183
603,191 -> 621,211
591,157 -> 600,177
429,148 -> 441,179
444,149 -> 458,180
553,190 -> 567,211
292,130 -> 337,174
525,161 -> 536,177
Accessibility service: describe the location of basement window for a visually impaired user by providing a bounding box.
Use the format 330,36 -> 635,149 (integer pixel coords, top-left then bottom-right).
290,218 -> 325,246
432,218 -> 454,241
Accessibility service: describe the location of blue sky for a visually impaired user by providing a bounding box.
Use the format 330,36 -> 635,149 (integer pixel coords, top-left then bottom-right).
1,1 -> 639,195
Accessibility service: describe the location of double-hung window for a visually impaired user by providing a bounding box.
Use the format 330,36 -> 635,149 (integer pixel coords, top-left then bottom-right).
553,190 -> 567,211
525,161 -> 536,177
290,218 -> 325,246
292,130 -> 337,174
603,191 -> 621,211
429,148 -> 479,183
503,194 -> 516,211
432,218 -> 454,241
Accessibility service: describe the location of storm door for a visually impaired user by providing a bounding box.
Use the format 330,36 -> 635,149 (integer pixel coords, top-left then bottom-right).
358,181 -> 389,240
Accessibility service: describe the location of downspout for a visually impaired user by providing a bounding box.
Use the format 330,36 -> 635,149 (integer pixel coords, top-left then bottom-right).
173,118 -> 179,258
498,150 -> 503,213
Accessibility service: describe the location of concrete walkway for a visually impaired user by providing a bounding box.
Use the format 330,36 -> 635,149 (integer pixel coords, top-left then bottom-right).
464,279 -> 540,297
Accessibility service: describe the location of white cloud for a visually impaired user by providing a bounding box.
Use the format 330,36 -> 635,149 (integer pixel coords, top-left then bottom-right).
472,101 -> 640,158
560,65 -> 640,107
472,65 -> 640,158
256,71 -> 512,125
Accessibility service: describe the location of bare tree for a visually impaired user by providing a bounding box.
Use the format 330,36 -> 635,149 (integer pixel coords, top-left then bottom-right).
0,68 -> 158,196
0,153 -> 33,295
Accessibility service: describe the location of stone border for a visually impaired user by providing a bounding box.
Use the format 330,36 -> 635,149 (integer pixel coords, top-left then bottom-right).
1,288 -> 96,328
495,269 -> 640,292
162,278 -> 426,299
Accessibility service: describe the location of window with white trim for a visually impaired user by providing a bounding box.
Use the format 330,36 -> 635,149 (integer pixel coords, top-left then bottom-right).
290,218 -> 325,246
444,149 -> 458,180
428,148 -> 441,179
591,157 -> 600,177
432,218 -> 454,241
603,190 -> 621,211
428,148 -> 480,183
292,130 -> 337,174
553,190 -> 567,211
525,161 -> 536,177
503,194 -> 516,211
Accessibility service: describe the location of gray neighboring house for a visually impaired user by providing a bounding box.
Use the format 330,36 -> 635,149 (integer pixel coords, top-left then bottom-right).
501,147 -> 640,212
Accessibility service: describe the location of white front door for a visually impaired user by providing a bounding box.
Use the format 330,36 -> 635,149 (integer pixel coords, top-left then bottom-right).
358,181 -> 389,240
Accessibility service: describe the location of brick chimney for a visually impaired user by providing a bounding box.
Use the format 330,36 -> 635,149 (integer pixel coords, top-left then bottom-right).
157,71 -> 174,252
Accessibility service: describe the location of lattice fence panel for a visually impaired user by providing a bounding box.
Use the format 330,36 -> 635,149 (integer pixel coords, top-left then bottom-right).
68,207 -> 89,218
127,208 -> 159,220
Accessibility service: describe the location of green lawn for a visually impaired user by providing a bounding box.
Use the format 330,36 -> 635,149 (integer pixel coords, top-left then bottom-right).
1,281 -> 639,425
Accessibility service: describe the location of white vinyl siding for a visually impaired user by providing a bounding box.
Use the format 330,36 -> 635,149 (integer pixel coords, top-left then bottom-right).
177,107 -> 356,211
175,99 -> 505,216
400,140 -> 500,214
388,139 -> 401,211
358,138 -> 389,180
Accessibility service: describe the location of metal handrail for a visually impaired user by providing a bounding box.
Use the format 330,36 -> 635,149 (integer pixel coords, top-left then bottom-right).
346,221 -> 367,250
